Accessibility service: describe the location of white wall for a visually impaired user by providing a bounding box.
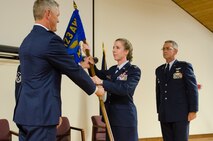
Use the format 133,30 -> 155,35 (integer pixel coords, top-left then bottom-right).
94,0 -> 213,138
0,0 -> 97,141
0,0 -> 213,141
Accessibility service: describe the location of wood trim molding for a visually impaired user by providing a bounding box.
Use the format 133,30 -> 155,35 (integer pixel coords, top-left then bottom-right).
139,133 -> 213,141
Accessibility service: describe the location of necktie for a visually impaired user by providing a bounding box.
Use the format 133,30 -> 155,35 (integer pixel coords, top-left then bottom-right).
115,67 -> 119,74
165,63 -> 170,79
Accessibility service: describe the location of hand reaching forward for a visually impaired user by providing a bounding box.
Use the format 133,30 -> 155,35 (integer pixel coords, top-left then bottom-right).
80,41 -> 90,54
80,56 -> 94,69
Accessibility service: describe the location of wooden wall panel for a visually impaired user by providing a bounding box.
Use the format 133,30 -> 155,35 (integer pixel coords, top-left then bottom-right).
172,0 -> 213,32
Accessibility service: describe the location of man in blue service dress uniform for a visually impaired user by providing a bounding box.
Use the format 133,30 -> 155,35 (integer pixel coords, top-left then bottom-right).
155,40 -> 198,141
13,0 -> 104,141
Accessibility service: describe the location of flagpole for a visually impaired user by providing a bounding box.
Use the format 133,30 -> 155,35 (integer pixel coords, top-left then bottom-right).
84,43 -> 114,141
102,42 -> 107,70
70,2 -> 114,140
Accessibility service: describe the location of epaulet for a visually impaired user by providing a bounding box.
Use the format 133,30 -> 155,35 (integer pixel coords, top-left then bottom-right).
131,65 -> 139,69
178,61 -> 187,64
178,61 -> 190,65
157,64 -> 165,70
160,64 -> 165,67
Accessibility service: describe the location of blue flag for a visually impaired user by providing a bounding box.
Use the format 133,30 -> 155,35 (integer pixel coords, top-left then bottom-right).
63,2 -> 86,63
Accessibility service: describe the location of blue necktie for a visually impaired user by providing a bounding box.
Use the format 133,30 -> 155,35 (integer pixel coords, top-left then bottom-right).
165,63 -> 170,79
115,67 -> 119,74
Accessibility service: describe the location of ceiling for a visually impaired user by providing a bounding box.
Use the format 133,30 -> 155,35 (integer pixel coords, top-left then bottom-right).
172,0 -> 213,33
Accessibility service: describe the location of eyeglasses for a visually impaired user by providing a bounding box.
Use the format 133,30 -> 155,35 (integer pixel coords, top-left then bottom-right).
161,47 -> 174,51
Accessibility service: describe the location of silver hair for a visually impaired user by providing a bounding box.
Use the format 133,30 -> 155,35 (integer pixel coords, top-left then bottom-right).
164,40 -> 178,50
33,0 -> 59,20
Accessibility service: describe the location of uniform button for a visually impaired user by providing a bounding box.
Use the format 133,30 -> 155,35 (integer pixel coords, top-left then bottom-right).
165,97 -> 167,100
165,91 -> 167,93
165,84 -> 167,86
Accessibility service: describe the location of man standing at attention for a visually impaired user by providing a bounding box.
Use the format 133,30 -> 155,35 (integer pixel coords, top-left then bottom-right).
13,0 -> 104,140
155,40 -> 198,141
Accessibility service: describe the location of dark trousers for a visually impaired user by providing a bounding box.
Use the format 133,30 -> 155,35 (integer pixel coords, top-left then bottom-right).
17,124 -> 57,141
160,121 -> 189,141
106,126 -> 138,141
